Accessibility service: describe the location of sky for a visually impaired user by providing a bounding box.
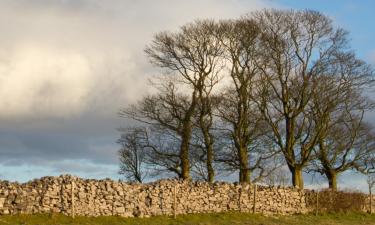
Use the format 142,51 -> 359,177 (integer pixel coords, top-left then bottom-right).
0,0 -> 374,191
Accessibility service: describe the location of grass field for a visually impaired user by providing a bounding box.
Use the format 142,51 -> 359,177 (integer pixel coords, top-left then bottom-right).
0,212 -> 375,225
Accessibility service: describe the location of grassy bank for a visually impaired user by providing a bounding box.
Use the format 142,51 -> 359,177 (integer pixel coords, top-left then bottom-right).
0,212 -> 375,225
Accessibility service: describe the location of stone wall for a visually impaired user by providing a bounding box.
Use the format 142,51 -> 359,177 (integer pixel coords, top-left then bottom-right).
0,175 -> 309,217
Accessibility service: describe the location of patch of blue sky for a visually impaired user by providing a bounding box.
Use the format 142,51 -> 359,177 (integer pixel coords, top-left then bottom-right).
275,0 -> 375,62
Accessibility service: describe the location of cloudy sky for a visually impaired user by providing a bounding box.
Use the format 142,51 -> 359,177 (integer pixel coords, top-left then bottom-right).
0,0 -> 374,191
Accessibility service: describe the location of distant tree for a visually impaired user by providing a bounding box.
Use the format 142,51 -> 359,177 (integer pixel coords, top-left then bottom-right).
118,127 -> 148,183
262,167 -> 291,187
118,125 -> 191,180
141,125 -> 185,178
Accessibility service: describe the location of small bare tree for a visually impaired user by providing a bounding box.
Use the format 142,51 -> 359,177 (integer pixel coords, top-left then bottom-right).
118,125 -> 188,180
118,127 -> 148,183
262,166 -> 291,187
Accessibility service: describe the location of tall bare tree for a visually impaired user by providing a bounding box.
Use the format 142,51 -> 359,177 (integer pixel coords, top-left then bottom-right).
191,94 -> 222,182
251,9 -> 358,188
309,71 -> 374,190
213,18 -> 279,183
123,20 -> 224,180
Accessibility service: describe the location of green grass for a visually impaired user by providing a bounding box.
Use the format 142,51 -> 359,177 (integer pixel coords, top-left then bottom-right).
0,212 -> 375,225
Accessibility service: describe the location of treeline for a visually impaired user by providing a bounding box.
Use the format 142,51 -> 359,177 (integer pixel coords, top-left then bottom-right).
118,9 -> 375,190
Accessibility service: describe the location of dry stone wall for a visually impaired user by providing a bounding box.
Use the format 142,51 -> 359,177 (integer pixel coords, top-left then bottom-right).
0,175 -> 309,217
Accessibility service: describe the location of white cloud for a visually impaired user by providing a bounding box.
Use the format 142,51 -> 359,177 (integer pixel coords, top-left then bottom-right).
0,0 -> 272,121
0,44 -> 92,118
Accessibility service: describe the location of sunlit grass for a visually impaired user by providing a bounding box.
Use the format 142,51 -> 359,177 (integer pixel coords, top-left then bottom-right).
0,212 -> 375,225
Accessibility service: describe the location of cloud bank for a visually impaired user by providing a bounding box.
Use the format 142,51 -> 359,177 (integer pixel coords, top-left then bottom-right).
0,0 -> 272,181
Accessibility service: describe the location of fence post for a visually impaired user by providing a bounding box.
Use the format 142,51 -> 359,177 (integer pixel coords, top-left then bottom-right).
238,186 -> 241,212
60,178 -> 64,214
160,189 -> 164,215
71,178 -> 75,218
173,184 -> 177,219
370,190 -> 373,214
252,184 -> 257,214
315,191 -> 319,216
71,179 -> 75,219
112,197 -> 115,216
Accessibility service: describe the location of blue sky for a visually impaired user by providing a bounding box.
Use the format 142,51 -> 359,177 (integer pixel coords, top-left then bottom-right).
279,0 -> 375,61
0,0 -> 374,192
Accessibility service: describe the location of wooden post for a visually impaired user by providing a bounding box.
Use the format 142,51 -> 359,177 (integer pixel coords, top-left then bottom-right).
160,190 -> 164,215
112,197 -> 115,216
315,191 -> 319,216
370,190 -> 373,214
252,184 -> 257,214
60,178 -> 64,214
71,179 -> 75,219
173,184 -> 177,219
238,186 -> 241,212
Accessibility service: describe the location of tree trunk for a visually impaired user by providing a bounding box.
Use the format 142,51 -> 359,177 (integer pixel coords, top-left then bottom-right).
180,126 -> 192,180
179,90 -> 200,180
206,143 -> 215,183
199,108 -> 215,183
239,145 -> 250,183
325,170 -> 338,191
290,166 -> 304,189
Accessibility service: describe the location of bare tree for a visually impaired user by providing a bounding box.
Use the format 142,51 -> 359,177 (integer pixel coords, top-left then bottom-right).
313,120 -> 375,190
213,18 -> 280,183
117,9 -> 375,188
118,127 -> 148,183
118,125 -> 189,179
191,95 -> 221,182
251,9 -> 361,188
142,126 -> 184,178
262,166 -> 291,187
193,64 -> 223,182
214,127 -> 281,183
125,20 -> 224,180
122,82 -> 219,179
306,49 -> 375,190
122,83 -> 189,177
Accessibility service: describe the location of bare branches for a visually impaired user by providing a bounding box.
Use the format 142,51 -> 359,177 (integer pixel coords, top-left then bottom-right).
247,9 -> 375,189
118,127 -> 148,183
117,9 -> 374,188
